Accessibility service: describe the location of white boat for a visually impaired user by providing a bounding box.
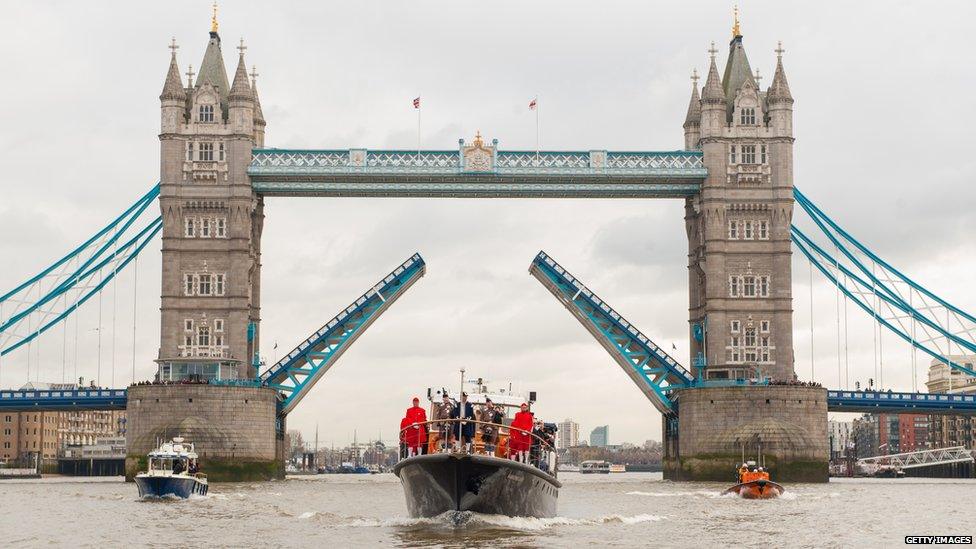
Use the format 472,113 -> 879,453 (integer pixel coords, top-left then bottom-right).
135,437 -> 208,498
580,460 -> 611,474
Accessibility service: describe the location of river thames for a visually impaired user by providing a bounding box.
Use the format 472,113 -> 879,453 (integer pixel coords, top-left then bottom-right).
1,473 -> 972,547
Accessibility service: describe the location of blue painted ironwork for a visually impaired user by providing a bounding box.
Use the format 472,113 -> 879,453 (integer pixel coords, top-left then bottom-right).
0,388 -> 127,411
827,389 -> 976,415
792,186 -> 976,377
248,147 -> 705,198
1,185 -> 162,356
261,253 -> 426,415
529,251 -> 694,415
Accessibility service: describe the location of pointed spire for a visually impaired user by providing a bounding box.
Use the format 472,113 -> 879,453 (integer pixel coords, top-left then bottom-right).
196,24 -> 230,104
722,32 -> 755,101
160,38 -> 186,101
768,41 -> 793,103
702,43 -> 724,103
229,39 -> 253,102
683,69 -> 701,128
251,65 -> 265,125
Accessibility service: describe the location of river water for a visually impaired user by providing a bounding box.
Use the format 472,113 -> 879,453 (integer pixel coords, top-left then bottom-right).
1,473 -> 972,548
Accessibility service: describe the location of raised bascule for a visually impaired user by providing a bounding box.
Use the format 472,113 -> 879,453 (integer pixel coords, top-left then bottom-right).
4,12 -> 976,481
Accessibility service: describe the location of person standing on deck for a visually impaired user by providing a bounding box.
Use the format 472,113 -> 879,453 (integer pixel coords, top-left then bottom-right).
432,393 -> 454,452
480,399 -> 504,456
403,397 -> 428,457
510,403 -> 534,464
451,392 -> 476,453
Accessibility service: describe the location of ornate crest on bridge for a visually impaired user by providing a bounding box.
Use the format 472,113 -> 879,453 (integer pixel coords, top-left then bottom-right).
461,131 -> 495,173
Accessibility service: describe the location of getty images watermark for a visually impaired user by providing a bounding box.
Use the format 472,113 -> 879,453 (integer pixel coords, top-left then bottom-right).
905,536 -> 973,545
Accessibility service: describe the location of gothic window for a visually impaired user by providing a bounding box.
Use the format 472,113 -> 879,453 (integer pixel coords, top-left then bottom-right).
183,274 -> 194,296
214,274 -> 225,296
730,336 -> 741,363
740,107 -> 756,125
729,276 -> 741,298
199,142 -> 214,161
728,220 -> 738,239
760,144 -> 767,164
184,217 -> 195,238
760,336 -> 771,362
186,142 -> 194,161
744,221 -> 754,240
197,326 -> 210,347
184,319 -> 194,331
729,145 -> 737,164
743,276 -> 757,297
214,334 -> 223,347
758,220 -> 769,240
199,104 -> 215,123
741,145 -> 757,164
759,276 -> 770,298
200,218 -> 211,238
760,320 -> 770,333
198,274 -> 212,296
214,319 -> 224,332
215,218 -> 226,238
184,334 -> 192,347
218,142 -> 225,162
730,320 -> 741,333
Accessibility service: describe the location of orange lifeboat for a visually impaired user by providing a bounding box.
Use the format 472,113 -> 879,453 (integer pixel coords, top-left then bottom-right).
723,462 -> 784,499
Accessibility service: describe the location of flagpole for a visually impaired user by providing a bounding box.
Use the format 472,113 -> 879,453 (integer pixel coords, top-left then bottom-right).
417,96 -> 421,166
535,95 -> 540,166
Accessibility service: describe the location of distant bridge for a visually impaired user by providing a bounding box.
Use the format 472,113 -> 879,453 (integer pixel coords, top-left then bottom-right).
0,388 -> 127,411
857,446 -> 975,470
827,390 -> 976,415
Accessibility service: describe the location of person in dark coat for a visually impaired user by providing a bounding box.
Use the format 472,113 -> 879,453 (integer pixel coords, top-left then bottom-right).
450,392 -> 476,453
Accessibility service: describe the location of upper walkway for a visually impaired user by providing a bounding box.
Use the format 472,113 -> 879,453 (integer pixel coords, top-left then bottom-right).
0,388 -> 127,411
248,141 -> 705,198
827,389 -> 976,415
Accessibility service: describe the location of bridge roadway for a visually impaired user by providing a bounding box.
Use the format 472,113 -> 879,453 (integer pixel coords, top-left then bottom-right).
4,386 -> 976,415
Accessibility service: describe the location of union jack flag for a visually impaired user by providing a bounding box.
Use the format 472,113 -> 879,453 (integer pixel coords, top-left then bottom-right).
413,96 -> 421,109
529,98 -> 537,110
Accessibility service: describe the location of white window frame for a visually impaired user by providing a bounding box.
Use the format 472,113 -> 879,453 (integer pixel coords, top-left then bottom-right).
728,220 -> 738,239
199,142 -> 214,162
184,319 -> 194,332
214,274 -> 225,296
760,320 -> 770,333
199,104 -> 215,123
729,145 -> 737,164
215,217 -> 226,238
758,220 -> 769,240
743,276 -> 756,298
214,319 -> 224,332
730,320 -> 741,333
186,142 -> 194,161
759,276 -> 770,298
740,107 -> 756,125
197,326 -> 210,347
729,276 -> 741,298
760,144 -> 767,164
198,274 -> 212,296
743,221 -> 754,240
218,142 -> 225,162
741,144 -> 757,164
200,218 -> 211,238
183,274 -> 194,296
184,217 -> 195,238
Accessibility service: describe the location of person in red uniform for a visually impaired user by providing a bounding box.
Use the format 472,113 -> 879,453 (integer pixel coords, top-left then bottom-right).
509,403 -> 534,464
403,397 -> 428,457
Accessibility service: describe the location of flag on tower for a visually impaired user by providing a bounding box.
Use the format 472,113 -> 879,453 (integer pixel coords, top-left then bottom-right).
413,96 -> 421,109
529,98 -> 537,110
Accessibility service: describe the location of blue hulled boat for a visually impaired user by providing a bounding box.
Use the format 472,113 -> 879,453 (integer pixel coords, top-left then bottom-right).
135,437 -> 208,499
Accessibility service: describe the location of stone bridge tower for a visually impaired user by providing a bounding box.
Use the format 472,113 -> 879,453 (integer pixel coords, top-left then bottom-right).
683,25 -> 795,382
157,17 -> 266,381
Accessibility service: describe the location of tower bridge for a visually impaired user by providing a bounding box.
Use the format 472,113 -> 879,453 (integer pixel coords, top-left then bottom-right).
3,13 -> 976,482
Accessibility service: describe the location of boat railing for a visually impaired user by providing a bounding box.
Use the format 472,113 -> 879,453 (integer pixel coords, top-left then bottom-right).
397,418 -> 558,477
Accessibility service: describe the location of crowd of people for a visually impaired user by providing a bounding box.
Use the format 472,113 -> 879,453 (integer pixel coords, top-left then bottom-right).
398,393 -> 556,472
767,379 -> 822,388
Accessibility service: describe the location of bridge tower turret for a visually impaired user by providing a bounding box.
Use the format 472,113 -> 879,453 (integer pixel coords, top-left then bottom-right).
684,24 -> 796,382
156,18 -> 265,382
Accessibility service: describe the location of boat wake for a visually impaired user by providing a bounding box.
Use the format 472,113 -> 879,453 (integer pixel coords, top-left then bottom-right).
295,510 -> 664,531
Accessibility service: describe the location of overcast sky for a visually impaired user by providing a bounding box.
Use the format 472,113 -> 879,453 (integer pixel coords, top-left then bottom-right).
1,1 -> 974,447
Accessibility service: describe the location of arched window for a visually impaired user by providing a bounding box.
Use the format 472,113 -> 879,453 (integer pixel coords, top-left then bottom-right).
740,107 -> 756,125
198,104 -> 215,123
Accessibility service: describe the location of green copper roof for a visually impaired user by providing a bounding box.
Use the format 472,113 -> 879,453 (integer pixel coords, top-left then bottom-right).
195,32 -> 230,105
722,35 -> 756,106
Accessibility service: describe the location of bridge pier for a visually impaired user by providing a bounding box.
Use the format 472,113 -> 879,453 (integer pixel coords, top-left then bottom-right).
124,384 -> 284,482
664,386 -> 829,482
